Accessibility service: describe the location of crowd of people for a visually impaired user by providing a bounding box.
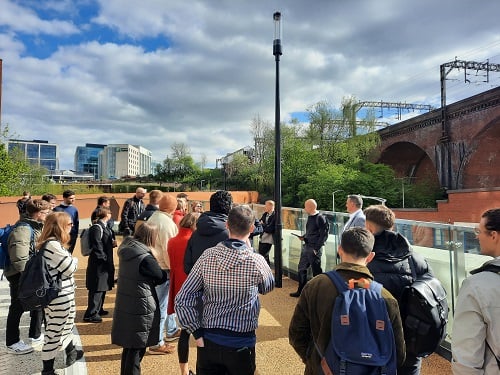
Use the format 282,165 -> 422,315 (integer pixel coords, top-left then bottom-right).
5,189 -> 499,375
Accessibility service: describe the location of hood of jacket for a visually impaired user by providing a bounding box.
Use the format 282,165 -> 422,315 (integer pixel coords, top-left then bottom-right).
209,240 -> 249,271
195,211 -> 228,237
470,256 -> 500,274
118,236 -> 150,261
373,230 -> 412,263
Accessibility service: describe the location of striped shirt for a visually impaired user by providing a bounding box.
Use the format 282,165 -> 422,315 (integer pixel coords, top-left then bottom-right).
175,239 -> 274,337
41,239 -> 78,360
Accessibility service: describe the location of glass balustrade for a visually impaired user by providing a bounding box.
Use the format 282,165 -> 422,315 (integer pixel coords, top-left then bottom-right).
251,203 -> 491,353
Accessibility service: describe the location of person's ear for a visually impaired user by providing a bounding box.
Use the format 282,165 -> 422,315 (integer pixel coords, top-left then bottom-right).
337,245 -> 343,260
365,251 -> 375,264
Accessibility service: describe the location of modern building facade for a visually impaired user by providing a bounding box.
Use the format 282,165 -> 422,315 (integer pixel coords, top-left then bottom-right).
7,139 -> 59,171
74,143 -> 106,179
99,144 -> 152,179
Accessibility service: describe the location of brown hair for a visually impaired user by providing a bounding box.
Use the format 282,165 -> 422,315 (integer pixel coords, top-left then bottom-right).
26,199 -> 51,216
364,204 -> 395,230
179,212 -> 200,230
94,207 -> 111,220
133,221 -> 158,249
37,212 -> 71,249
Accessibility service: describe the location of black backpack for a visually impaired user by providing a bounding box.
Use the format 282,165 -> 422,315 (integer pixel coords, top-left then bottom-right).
17,244 -> 62,311
400,256 -> 449,357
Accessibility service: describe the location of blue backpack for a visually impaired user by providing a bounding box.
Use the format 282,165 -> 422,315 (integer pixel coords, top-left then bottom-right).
316,270 -> 397,375
0,222 -> 34,272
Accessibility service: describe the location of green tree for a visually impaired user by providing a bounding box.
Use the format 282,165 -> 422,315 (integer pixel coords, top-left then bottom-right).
0,125 -> 50,196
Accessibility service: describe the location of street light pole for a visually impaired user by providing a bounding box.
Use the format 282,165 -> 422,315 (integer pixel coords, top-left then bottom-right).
332,189 -> 344,212
273,11 -> 283,288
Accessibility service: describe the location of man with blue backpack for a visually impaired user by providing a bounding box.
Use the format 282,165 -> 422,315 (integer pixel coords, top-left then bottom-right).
4,199 -> 51,354
289,227 -> 405,374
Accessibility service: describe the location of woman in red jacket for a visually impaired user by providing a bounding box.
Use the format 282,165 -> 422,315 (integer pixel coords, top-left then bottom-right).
168,212 -> 199,375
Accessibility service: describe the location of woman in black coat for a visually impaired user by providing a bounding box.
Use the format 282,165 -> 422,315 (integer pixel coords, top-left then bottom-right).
84,207 -> 115,323
111,221 -> 168,375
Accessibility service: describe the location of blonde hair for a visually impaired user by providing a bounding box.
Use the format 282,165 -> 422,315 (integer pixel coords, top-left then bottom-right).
37,212 -> 71,250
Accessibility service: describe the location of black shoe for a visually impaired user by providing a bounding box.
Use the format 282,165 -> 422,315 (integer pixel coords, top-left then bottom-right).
85,315 -> 102,323
289,291 -> 301,298
99,310 -> 109,316
66,348 -> 84,367
41,370 -> 56,375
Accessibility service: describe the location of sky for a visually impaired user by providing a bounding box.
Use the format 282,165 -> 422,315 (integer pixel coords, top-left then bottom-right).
1,0 -> 500,171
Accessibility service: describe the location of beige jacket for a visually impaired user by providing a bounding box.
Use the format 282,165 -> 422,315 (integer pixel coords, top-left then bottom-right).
452,257 -> 500,375
147,211 -> 178,270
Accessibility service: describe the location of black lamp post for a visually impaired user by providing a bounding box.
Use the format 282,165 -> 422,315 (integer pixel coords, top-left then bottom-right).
273,11 -> 283,288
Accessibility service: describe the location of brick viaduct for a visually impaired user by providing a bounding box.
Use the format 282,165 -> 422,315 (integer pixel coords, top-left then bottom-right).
377,86 -> 500,223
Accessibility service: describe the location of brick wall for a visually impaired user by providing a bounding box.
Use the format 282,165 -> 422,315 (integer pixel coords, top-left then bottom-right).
394,189 -> 500,224
0,191 -> 259,227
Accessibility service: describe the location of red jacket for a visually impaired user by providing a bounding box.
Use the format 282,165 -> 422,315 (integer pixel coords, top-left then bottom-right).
167,227 -> 193,314
172,210 -> 185,227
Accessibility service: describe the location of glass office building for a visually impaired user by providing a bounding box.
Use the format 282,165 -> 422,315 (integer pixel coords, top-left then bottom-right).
8,139 -> 59,171
74,143 -> 107,179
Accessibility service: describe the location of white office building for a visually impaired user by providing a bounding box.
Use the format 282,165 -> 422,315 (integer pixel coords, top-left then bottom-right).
99,144 -> 152,179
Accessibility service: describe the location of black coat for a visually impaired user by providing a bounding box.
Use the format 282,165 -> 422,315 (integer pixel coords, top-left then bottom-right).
367,230 -> 431,302
111,237 -> 168,348
183,211 -> 229,274
260,211 -> 276,234
86,221 -> 115,292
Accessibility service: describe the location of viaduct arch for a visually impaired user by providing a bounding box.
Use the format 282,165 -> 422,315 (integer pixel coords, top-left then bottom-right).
377,86 -> 500,190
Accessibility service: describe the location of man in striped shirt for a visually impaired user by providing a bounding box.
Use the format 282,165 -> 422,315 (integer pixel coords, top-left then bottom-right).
175,204 -> 275,375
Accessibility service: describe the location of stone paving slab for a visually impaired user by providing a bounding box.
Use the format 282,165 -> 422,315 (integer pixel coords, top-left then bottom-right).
0,276 -> 86,375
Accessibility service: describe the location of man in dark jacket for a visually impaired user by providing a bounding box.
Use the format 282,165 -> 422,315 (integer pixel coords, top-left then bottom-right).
258,200 -> 276,265
289,227 -> 405,375
134,189 -> 162,231
183,190 -> 233,274
290,199 -> 329,297
119,187 -> 147,235
364,204 -> 431,375
53,190 -> 79,253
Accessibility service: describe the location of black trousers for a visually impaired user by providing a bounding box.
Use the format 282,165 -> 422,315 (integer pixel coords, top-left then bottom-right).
6,273 -> 43,346
121,347 -> 146,375
197,338 -> 255,375
178,329 -> 190,363
84,290 -> 105,318
258,242 -> 273,265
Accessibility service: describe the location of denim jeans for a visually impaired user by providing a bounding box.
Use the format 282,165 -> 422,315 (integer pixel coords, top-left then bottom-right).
155,279 -> 178,345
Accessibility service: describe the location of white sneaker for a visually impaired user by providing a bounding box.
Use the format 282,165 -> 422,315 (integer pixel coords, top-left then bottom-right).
30,334 -> 44,346
7,340 -> 34,354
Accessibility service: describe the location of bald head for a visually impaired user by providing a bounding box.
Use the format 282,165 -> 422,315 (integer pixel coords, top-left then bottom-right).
135,187 -> 147,199
304,199 -> 318,215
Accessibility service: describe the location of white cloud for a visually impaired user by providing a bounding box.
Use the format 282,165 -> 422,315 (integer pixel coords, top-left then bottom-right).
1,0 -> 500,170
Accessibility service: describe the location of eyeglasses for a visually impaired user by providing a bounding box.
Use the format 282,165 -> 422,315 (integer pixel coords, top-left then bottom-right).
196,205 -> 202,208
474,227 -> 491,236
